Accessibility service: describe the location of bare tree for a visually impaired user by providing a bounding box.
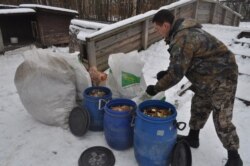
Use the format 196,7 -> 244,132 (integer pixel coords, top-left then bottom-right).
1,0 -> 178,22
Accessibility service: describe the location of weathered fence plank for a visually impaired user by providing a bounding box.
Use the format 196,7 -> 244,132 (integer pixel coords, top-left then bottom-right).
86,41 -> 96,67
210,3 -> 217,23
95,25 -> 142,50
142,20 -> 149,49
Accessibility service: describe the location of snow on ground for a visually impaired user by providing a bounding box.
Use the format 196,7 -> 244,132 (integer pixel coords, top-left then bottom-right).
0,23 -> 250,166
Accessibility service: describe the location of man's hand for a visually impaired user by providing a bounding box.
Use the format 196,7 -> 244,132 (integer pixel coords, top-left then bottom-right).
156,70 -> 168,80
146,85 -> 157,96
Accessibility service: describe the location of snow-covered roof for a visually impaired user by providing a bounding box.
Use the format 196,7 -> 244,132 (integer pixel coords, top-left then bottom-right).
70,19 -> 109,41
71,19 -> 108,30
0,8 -> 35,15
19,4 -> 78,14
0,4 -> 18,8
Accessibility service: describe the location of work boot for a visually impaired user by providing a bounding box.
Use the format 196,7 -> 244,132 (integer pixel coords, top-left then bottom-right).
177,129 -> 200,148
225,150 -> 243,166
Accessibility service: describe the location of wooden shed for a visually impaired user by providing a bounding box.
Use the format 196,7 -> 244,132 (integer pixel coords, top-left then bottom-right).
79,0 -> 243,71
20,4 -> 78,47
0,7 -> 36,52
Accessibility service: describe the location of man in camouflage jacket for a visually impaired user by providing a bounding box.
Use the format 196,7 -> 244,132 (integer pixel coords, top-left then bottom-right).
146,9 -> 243,166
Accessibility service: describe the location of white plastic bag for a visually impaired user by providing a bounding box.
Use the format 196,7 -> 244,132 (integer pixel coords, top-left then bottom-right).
14,49 -> 91,128
107,51 -> 147,99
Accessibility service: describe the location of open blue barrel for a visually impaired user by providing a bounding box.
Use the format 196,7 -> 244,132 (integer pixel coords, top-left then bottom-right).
134,100 -> 177,166
83,86 -> 112,131
104,98 -> 136,150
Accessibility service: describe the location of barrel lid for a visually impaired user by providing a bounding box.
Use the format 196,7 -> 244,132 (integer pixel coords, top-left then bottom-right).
69,106 -> 90,137
78,146 -> 115,166
171,140 -> 192,166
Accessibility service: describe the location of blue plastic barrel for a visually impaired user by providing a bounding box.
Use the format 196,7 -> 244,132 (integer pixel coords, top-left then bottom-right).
104,98 -> 136,150
134,100 -> 177,166
83,86 -> 112,131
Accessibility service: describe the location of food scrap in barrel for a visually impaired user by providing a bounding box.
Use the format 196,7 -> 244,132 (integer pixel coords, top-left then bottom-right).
88,89 -> 106,97
143,107 -> 172,118
111,105 -> 133,112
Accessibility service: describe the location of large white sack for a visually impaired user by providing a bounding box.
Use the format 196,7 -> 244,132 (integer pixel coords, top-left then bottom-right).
14,49 -> 91,128
107,51 -> 147,99
53,51 -> 92,101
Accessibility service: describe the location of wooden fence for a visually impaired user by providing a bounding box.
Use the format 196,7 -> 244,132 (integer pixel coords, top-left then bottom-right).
79,0 -> 243,71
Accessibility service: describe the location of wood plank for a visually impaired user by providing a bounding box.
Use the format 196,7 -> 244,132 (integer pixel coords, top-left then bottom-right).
87,41 -> 96,67
148,36 -> 163,46
197,9 -> 210,15
97,63 -> 109,72
86,17 -> 151,42
199,18 -> 211,22
142,20 -> 149,50
193,0 -> 199,19
148,26 -> 157,34
214,6 -> 223,24
222,9 -> 227,24
176,5 -> 195,19
225,13 -> 234,26
210,3 -> 217,23
95,24 -> 142,50
148,21 -> 155,29
232,14 -> 236,26
179,6 -> 195,18
198,16 -> 210,23
148,33 -> 163,45
226,12 -> 233,20
198,1 -> 212,10
180,3 -> 194,12
96,34 -> 141,59
148,30 -> 162,41
96,38 -> 142,67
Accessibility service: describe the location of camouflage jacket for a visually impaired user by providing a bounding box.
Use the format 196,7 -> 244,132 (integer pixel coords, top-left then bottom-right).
154,18 -> 238,94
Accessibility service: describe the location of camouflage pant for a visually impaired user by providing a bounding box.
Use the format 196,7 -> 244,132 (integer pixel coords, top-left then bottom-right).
189,79 -> 239,150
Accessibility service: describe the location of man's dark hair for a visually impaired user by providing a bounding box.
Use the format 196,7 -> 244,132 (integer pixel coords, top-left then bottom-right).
152,9 -> 175,25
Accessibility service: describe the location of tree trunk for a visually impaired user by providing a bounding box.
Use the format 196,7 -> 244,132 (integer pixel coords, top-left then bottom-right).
132,0 -> 137,16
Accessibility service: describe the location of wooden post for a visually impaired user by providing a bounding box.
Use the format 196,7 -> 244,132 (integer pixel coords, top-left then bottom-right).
86,41 -> 97,68
237,2 -> 243,26
236,17 -> 240,26
142,20 -> 149,50
210,3 -> 218,23
222,9 -> 227,25
193,0 -> 199,19
0,28 -> 4,54
232,14 -> 236,26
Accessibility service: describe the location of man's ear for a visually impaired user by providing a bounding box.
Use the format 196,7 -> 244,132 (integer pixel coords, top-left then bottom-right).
163,22 -> 171,31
